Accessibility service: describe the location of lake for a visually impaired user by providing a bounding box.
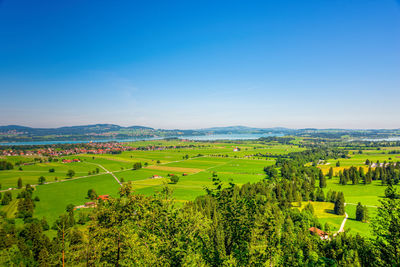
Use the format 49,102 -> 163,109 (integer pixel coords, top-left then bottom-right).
0,133 -> 282,146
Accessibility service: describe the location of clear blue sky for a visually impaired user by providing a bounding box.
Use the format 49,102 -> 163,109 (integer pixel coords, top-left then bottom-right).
0,0 -> 399,129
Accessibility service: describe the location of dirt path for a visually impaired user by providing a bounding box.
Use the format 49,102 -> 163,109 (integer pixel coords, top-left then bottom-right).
338,211 -> 349,233
334,203 -> 349,236
86,162 -> 122,186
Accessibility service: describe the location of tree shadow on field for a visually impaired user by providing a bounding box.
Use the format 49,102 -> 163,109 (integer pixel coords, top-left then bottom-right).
324,209 -> 336,215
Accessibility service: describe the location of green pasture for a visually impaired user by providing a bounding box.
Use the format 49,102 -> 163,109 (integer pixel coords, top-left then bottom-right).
296,201 -> 345,233
325,152 -> 400,167
322,176 -> 395,237
0,155 -> 42,164
344,204 -> 377,237
32,174 -> 120,224
324,178 -> 393,206
0,161 -> 105,189
114,168 -> 183,182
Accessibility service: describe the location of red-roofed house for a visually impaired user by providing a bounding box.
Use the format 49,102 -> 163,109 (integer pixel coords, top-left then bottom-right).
309,227 -> 329,240
97,195 -> 109,201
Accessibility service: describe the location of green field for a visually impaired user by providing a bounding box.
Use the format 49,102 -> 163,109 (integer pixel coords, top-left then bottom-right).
320,175 -> 399,237
0,161 -> 107,189
1,140 -> 282,222
33,174 -> 120,223
1,140 -> 399,238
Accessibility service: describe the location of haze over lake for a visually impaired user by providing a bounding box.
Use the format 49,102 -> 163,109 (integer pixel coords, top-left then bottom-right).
0,133 -> 283,146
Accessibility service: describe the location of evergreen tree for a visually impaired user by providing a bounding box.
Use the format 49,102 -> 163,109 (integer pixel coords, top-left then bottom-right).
316,188 -> 325,202
303,202 -> 314,214
328,167 -> 333,179
334,192 -> 345,215
356,202 -> 368,222
1,191 -> 12,205
366,166 -> 373,183
17,178 -> 23,189
371,185 -> 400,266
319,169 -> 326,188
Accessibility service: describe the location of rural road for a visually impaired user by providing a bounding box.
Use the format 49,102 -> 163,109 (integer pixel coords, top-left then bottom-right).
334,203 -> 349,236
87,162 -> 122,186
338,211 -> 349,233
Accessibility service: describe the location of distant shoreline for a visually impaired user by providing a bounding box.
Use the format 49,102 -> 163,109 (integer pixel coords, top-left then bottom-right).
0,133 -> 283,146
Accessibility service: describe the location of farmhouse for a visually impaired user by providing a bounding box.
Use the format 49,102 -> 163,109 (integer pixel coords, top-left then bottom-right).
309,227 -> 329,240
97,195 -> 109,201
84,202 -> 96,207
62,158 -> 80,163
150,175 -> 162,179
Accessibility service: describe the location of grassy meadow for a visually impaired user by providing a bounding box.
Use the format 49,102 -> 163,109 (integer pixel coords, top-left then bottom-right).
1,139 -> 399,238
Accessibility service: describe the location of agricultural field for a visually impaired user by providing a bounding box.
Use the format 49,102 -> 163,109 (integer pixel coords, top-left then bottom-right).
0,161 -> 107,189
318,176 -> 400,237
33,174 -> 121,224
302,147 -> 400,237
1,140 -> 293,224
1,140 -> 399,238
319,150 -> 400,175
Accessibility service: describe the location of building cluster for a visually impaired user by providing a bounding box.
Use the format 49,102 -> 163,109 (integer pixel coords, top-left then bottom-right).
62,159 -> 81,163
0,130 -> 26,136
75,195 -> 110,210
0,142 -> 135,157
370,162 -> 397,168
0,142 -> 197,157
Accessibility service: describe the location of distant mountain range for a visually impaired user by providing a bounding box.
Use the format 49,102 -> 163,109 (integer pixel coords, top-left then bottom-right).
0,124 -> 399,143
0,124 -> 156,135
0,124 -> 289,135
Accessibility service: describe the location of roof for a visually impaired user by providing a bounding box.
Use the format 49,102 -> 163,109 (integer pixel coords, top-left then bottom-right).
309,227 -> 328,237
97,195 -> 109,200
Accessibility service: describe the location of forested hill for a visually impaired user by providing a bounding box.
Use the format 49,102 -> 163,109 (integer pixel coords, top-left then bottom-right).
0,124 -> 154,135
1,124 -> 400,143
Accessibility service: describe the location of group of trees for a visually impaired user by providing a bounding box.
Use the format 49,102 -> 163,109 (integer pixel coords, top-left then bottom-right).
169,174 -> 179,184
1,191 -> 12,206
66,170 -> 75,179
334,192 -> 345,215
339,162 -> 400,185
132,162 -> 142,170
87,189 -> 97,200
16,185 -> 35,219
356,202 -> 369,222
0,161 -> 13,171
38,176 -> 46,185
87,168 -> 100,175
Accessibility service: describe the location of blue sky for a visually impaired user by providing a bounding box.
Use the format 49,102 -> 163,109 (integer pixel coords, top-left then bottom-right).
0,0 -> 399,129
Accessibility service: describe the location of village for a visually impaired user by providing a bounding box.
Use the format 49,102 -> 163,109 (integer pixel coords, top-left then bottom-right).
0,140 -> 200,158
